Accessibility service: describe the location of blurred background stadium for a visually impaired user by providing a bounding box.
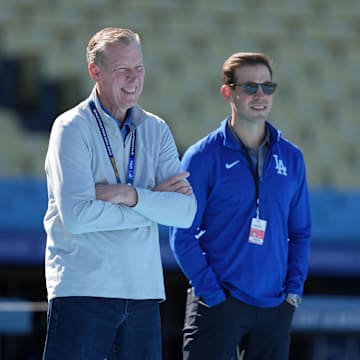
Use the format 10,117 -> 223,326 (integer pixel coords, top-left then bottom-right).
0,0 -> 359,359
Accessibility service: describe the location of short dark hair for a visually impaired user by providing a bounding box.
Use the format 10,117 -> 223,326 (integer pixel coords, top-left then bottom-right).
222,52 -> 273,85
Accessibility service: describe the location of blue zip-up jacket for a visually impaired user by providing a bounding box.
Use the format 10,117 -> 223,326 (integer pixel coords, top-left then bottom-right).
170,118 -> 311,307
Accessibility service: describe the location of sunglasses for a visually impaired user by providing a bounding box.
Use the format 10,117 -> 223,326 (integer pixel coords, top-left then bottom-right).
229,81 -> 277,95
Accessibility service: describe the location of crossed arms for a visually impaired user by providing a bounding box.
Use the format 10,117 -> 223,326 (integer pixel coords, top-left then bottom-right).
95,172 -> 193,207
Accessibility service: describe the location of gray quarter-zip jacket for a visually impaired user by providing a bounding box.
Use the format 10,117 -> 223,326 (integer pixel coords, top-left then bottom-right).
43,87 -> 196,301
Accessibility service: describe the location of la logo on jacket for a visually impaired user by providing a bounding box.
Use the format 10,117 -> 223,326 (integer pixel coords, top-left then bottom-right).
273,154 -> 287,176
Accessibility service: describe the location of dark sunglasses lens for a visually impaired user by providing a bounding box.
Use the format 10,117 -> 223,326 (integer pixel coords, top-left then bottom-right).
243,83 -> 258,95
262,83 -> 276,95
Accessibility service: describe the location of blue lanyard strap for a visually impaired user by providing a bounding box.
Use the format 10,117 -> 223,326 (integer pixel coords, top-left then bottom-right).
89,101 -> 136,186
127,130 -> 136,186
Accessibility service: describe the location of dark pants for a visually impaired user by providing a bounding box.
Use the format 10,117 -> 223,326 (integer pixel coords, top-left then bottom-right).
183,288 -> 295,360
42,296 -> 162,360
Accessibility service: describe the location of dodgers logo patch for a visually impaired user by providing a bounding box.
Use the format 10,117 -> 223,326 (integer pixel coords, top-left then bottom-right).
273,154 -> 287,176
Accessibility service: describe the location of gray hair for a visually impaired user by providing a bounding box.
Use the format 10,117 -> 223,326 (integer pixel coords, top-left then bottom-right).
86,27 -> 141,65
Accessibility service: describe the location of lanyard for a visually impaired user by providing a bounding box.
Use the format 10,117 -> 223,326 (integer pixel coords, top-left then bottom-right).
241,144 -> 261,219
89,101 -> 136,186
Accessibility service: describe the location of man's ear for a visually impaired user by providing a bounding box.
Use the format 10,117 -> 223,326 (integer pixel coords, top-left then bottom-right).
88,63 -> 100,81
220,85 -> 232,103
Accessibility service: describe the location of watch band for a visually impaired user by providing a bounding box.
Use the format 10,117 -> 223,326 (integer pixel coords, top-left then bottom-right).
287,293 -> 302,307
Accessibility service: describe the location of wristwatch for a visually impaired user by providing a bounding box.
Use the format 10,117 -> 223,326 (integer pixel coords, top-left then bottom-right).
286,293 -> 302,308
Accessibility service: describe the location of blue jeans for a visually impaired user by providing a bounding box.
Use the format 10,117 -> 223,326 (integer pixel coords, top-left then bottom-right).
42,296 -> 162,360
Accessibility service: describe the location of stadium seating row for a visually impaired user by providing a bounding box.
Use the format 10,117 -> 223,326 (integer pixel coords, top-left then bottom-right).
0,0 -> 359,188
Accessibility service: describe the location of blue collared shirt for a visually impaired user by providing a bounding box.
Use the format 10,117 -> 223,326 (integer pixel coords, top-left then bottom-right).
100,101 -> 133,141
119,108 -> 133,140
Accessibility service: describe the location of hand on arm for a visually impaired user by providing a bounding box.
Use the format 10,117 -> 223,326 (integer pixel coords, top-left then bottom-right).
95,184 -> 138,207
153,172 -> 193,195
95,171 -> 192,207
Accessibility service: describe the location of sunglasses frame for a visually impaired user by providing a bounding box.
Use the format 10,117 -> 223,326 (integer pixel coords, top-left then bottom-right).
229,81 -> 278,95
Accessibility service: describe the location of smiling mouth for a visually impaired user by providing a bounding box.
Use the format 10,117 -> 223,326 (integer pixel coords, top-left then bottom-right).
251,104 -> 267,110
121,87 -> 136,94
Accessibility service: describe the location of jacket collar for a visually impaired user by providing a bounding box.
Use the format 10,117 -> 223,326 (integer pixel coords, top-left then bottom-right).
221,116 -> 281,150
